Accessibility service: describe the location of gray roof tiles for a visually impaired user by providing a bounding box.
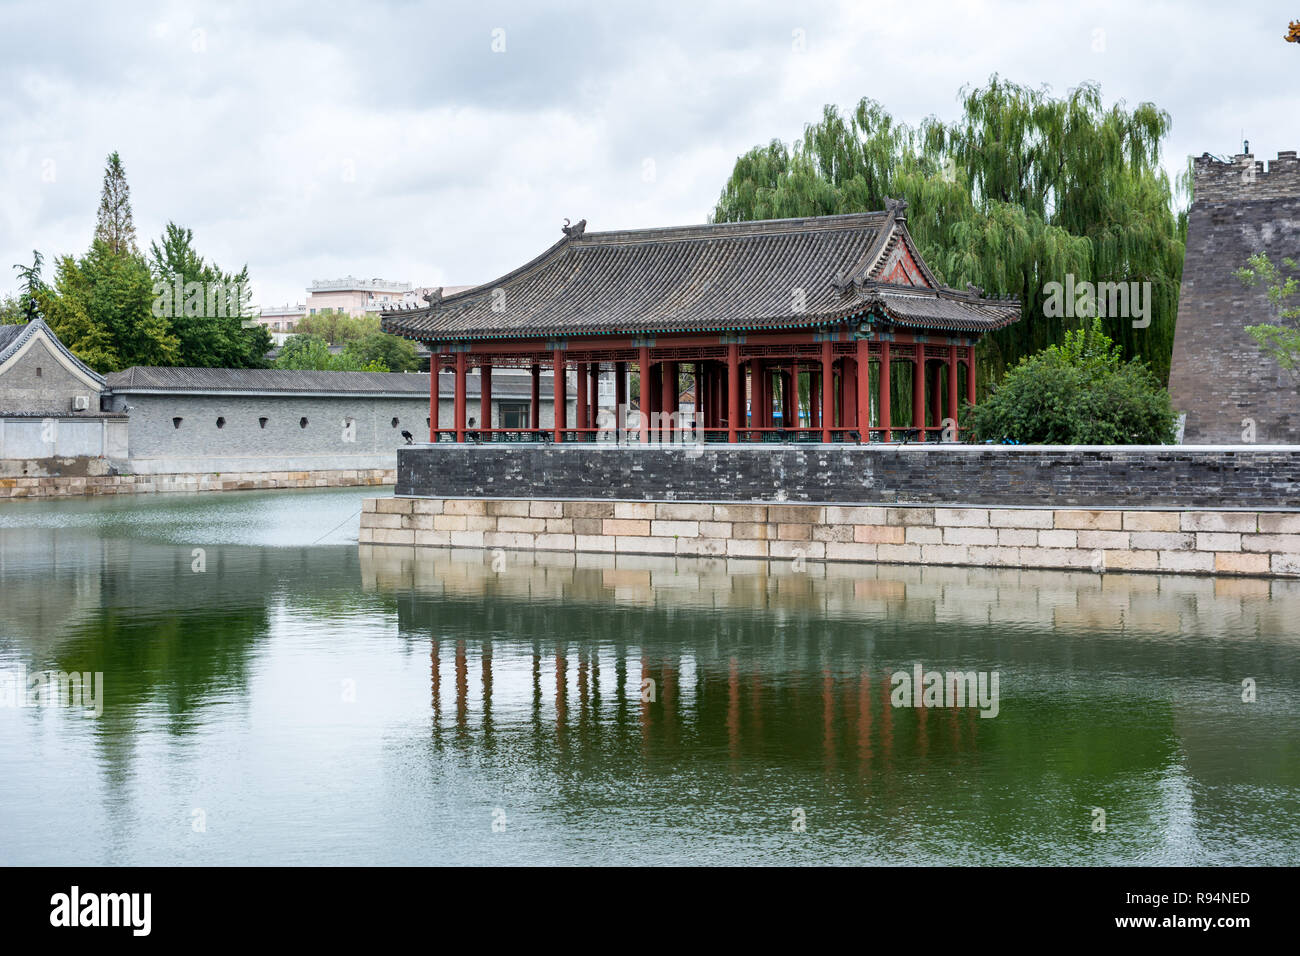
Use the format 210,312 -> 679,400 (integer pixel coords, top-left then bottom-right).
381,210 -> 1019,341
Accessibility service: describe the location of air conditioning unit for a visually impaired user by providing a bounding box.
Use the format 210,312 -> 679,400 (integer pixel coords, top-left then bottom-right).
72,395 -> 90,411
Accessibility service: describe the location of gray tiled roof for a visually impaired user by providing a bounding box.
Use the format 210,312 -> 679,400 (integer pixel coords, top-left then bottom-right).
0,318 -> 107,385
381,208 -> 1020,342
104,366 -> 552,398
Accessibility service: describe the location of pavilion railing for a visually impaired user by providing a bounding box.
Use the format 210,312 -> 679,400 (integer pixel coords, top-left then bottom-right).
423,425 -> 964,444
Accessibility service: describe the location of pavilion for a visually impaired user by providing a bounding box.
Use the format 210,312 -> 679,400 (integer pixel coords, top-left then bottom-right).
381,201 -> 1019,444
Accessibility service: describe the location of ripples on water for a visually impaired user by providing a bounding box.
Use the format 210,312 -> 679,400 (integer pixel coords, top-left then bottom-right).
0,487 -> 1297,865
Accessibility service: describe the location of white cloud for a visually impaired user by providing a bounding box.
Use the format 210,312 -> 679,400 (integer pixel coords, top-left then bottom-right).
1,0 -> 1296,307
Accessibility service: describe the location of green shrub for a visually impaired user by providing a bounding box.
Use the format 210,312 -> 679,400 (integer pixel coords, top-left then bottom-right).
968,320 -> 1176,444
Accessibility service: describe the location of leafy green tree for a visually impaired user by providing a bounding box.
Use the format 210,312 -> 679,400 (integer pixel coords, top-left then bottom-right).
94,151 -> 138,256
294,309 -> 375,345
9,251 -> 45,322
968,319 -> 1176,444
39,241 -> 179,372
149,222 -> 270,368
0,293 -> 23,324
341,330 -> 420,372
273,333 -> 384,371
1235,253 -> 1300,385
713,77 -> 1187,386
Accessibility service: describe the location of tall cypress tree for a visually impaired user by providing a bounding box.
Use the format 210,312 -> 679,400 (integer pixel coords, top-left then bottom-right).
94,151 -> 138,256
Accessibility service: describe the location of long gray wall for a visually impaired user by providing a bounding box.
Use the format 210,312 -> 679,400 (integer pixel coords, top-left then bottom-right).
396,443 -> 1300,510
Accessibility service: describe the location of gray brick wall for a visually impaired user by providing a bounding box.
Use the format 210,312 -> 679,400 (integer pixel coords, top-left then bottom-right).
396,444 -> 1300,509
122,393 -> 432,459
1169,151 -> 1300,443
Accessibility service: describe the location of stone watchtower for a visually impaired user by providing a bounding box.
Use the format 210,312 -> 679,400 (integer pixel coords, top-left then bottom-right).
1169,150 -> 1300,443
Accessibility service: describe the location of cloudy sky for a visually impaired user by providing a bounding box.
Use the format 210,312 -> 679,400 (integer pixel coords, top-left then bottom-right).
1,0 -> 1295,307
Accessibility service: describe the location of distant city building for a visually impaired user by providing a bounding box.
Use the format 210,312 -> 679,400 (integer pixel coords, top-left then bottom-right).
254,303 -> 306,333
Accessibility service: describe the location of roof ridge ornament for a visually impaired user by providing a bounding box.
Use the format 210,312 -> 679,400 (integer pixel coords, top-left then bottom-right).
562,217 -> 587,238
886,196 -> 909,221
423,287 -> 444,307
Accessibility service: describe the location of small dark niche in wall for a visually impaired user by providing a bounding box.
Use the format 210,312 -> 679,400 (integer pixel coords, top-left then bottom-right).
259,417 -> 268,429
172,417 -> 183,429
299,417 -> 309,428
216,417 -> 226,429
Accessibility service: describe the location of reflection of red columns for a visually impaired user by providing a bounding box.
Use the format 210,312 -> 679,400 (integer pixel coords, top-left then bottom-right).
479,362 -> 492,432
553,348 -> 566,442
575,361 -> 588,432
637,347 -> 650,444
481,641 -> 492,730
428,358 -> 438,441
820,340 -> 834,442
913,343 -> 925,434
966,345 -> 977,408
855,339 -> 870,441
879,341 -> 891,442
727,656 -> 739,759
556,650 -> 567,734
455,640 -> 467,730
430,640 -> 440,714
529,363 -> 540,430
946,344 -> 959,431
726,344 -> 740,442
454,351 -> 467,442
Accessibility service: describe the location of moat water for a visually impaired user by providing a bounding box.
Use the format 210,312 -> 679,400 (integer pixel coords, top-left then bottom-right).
1,486 -> 1297,865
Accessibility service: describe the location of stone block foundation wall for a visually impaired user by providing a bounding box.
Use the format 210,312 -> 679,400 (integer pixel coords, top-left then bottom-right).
359,497 -> 1300,578
2,468 -> 394,499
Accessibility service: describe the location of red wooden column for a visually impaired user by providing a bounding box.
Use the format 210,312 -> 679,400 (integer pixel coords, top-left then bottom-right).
946,344 -> 959,432
589,363 -> 600,429
637,346 -> 651,444
553,348 -> 566,442
913,343 -> 926,438
879,341 -> 891,442
429,357 -> 438,441
931,359 -> 943,431
727,344 -> 740,442
615,361 -> 627,422
966,345 -> 977,408
810,370 -> 821,428
842,358 -> 858,429
454,351 -> 467,442
855,339 -> 870,441
479,361 -> 492,433
530,363 -> 541,431
663,361 -> 678,439
575,361 -> 588,434
820,341 -> 834,442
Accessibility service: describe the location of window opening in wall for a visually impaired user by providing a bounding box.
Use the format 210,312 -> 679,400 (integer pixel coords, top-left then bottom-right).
300,417 -> 309,428
172,417 -> 183,429
35,367 -> 42,378
216,417 -> 226,429
259,417 -> 268,429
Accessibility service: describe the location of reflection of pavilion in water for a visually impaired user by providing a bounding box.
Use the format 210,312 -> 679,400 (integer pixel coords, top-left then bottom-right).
365,542 -> 1300,782
425,635 -> 982,766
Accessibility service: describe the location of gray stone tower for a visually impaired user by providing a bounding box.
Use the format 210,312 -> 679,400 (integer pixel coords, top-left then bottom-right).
1169,149 -> 1300,443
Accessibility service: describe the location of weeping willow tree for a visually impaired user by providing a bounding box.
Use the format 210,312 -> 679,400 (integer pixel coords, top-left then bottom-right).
713,77 -> 1188,388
